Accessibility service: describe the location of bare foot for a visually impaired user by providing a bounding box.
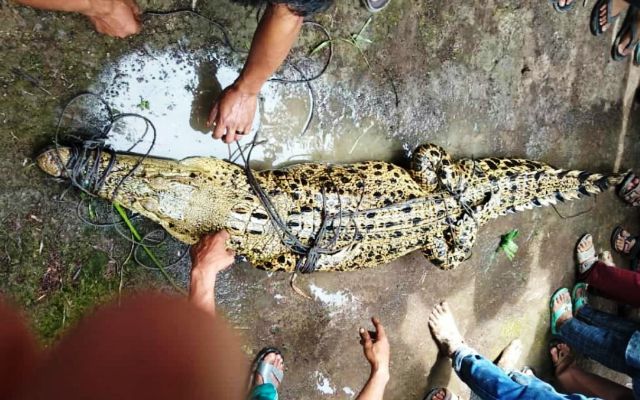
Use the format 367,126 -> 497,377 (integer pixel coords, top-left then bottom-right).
496,339 -> 523,371
599,0 -> 629,32
428,301 -> 465,357
550,342 -> 575,376
254,352 -> 284,390
552,290 -> 573,330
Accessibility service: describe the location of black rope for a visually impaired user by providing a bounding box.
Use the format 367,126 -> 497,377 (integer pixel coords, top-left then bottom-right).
234,134 -> 365,273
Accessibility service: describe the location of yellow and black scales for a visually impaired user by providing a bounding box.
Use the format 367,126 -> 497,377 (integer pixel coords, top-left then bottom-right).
37,143 -> 626,272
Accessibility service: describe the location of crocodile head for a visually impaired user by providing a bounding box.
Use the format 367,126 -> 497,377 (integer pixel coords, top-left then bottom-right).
36,147 -> 71,178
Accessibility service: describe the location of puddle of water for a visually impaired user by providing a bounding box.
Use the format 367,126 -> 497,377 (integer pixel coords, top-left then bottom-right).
87,44 -> 406,168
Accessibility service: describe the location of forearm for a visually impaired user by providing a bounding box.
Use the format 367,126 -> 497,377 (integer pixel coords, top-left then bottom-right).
189,269 -> 217,316
356,369 -> 389,400
234,3 -> 303,94
13,0 -> 92,13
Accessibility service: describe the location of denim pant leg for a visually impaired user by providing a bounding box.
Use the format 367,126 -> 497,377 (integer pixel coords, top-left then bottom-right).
452,345 -> 590,400
577,305 -> 640,335
558,316 -> 640,377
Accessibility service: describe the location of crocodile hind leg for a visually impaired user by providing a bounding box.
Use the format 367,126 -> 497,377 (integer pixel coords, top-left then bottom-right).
411,143 -> 466,193
421,214 -> 478,270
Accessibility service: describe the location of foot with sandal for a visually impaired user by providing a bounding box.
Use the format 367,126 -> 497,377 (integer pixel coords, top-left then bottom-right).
249,348 -> 285,400
591,0 -> 640,62
549,287 -> 639,399
575,232 -> 640,307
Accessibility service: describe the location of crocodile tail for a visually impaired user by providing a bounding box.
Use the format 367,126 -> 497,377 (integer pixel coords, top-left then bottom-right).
497,168 -> 627,216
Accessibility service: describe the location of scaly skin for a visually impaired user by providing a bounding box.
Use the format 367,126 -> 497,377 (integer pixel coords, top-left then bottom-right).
37,144 -> 626,272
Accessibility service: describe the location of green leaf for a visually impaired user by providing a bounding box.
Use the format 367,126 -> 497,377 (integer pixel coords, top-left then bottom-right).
113,202 -> 185,294
309,40 -> 332,56
497,229 -> 519,261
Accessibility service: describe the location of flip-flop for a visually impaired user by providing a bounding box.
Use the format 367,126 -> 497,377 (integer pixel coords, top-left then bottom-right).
550,0 -> 576,13
611,226 -> 640,271
612,7 -> 640,61
576,234 -> 597,275
550,288 -> 572,336
571,283 -> 588,314
424,387 -> 459,400
635,43 -> 640,65
251,347 -> 284,391
591,0 -> 621,36
618,172 -> 640,206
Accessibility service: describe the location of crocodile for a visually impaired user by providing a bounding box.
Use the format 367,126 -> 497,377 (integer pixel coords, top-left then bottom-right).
36,143 -> 627,272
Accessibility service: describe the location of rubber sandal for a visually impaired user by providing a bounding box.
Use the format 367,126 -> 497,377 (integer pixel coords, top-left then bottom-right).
571,283 -> 588,314
612,7 -> 640,61
618,172 -> 640,206
550,288 -> 572,336
591,0 -> 620,36
551,0 -> 576,13
251,347 -> 284,390
576,234 -> 597,275
362,0 -> 391,13
611,226 -> 640,270
424,387 -> 458,400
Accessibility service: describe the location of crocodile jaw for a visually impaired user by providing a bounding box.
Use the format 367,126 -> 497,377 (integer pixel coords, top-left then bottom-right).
37,147 -> 71,178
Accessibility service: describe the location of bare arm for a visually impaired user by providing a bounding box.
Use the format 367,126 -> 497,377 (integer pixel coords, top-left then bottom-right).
356,318 -> 390,400
13,0 -> 141,38
208,3 -> 303,143
189,231 -> 235,316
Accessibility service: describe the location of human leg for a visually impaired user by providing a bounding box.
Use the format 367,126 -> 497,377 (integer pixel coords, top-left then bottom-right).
551,342 -> 634,399
558,312 -> 639,377
429,302 -> 586,400
577,303 -> 640,334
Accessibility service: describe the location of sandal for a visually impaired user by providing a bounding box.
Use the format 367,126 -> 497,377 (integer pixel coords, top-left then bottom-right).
635,43 -> 640,65
250,347 -> 284,395
571,283 -> 588,315
612,7 -> 640,61
591,0 -> 621,36
611,226 -> 640,270
550,288 -> 572,336
576,234 -> 597,275
550,0 -> 576,13
424,387 -> 459,400
618,172 -> 640,206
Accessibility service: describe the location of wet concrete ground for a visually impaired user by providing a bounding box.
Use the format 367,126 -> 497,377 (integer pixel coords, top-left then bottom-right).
1,0 -> 640,398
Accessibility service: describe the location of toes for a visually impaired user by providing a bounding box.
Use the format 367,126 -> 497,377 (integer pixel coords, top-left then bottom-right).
550,346 -> 559,363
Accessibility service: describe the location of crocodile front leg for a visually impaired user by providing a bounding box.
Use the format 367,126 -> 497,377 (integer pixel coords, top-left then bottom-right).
421,213 -> 478,270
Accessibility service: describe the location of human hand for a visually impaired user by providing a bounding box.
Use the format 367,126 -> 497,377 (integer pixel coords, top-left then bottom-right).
359,317 -> 390,375
83,0 -> 141,38
190,230 -> 236,276
207,83 -> 258,144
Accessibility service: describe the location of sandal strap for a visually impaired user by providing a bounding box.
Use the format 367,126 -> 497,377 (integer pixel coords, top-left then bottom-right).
256,361 -> 283,386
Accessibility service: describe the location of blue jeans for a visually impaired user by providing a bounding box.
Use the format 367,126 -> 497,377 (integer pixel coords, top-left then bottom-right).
558,305 -> 640,399
453,345 -> 597,400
